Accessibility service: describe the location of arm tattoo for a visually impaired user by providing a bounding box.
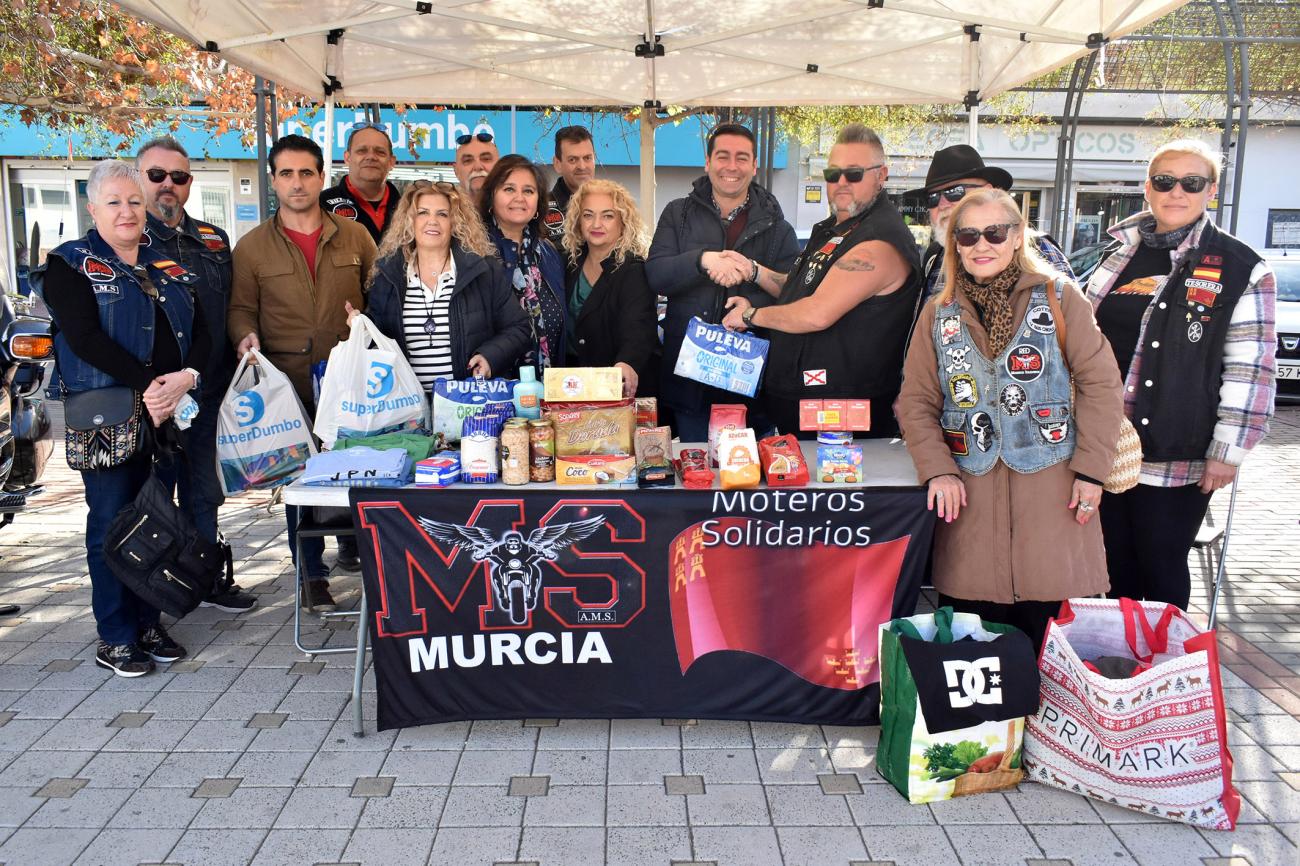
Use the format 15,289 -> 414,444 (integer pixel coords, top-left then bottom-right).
833,254 -> 876,272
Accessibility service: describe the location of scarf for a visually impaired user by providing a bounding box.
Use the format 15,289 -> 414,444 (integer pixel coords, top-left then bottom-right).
500,222 -> 554,370
1137,214 -> 1197,250
956,262 -> 1022,358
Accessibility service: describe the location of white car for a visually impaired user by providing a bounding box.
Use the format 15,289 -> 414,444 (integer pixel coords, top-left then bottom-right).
1270,254 -> 1300,404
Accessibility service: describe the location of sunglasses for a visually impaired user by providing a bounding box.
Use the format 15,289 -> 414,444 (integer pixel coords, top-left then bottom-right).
144,168 -> 192,185
1148,174 -> 1212,194
953,222 -> 1020,247
822,164 -> 883,184
456,131 -> 495,146
925,183 -> 984,209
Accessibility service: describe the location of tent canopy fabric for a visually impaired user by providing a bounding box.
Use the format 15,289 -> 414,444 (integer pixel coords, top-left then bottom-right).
122,0 -> 1189,108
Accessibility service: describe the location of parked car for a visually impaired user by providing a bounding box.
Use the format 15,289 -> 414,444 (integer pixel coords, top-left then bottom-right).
1268,252 -> 1300,404
1067,241 -> 1111,286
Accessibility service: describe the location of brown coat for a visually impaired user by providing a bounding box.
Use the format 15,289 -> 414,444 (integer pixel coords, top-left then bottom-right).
228,211 -> 377,407
897,270 -> 1124,604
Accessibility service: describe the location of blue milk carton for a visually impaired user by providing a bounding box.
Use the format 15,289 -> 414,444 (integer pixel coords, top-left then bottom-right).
671,316 -> 770,398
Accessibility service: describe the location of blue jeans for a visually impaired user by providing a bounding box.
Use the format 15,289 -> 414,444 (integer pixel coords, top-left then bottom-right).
82,458 -> 162,644
286,504 -> 328,581
177,395 -> 224,544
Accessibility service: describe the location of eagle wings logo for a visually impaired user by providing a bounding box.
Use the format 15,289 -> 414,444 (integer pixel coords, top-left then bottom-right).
417,516 -> 607,625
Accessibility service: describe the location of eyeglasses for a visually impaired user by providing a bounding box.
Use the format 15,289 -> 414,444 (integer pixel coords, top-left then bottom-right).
144,169 -> 192,185
953,222 -> 1020,247
456,131 -> 495,146
346,121 -> 391,146
822,165 -> 883,184
1149,174 -> 1212,194
411,179 -> 456,191
925,183 -> 985,209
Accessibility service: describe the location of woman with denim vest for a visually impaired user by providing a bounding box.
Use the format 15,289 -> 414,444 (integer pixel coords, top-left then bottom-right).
1085,140 -> 1275,610
39,160 -> 209,678
897,190 -> 1123,648
354,181 -> 530,387
478,155 -> 567,372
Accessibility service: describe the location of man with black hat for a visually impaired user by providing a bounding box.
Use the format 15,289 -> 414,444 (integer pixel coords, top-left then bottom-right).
911,144 -> 1073,300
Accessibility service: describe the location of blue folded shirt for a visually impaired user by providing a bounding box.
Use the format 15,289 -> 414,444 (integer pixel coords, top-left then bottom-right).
301,447 -> 412,487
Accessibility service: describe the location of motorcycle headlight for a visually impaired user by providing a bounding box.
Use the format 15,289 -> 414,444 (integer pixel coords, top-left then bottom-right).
9,335 -> 53,360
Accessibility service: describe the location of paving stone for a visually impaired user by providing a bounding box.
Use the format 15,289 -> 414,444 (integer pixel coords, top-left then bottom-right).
424,827 -> 519,865
166,660 -> 205,673
663,774 -> 705,795
249,828 -> 350,866
1005,784 -> 1103,824
109,787 -> 206,829
102,718 -> 195,752
29,717 -> 118,751
40,659 -> 81,672
300,750 -> 388,787
0,787 -> 46,826
32,777 -> 88,798
289,660 -> 325,675
438,785 -> 524,827
247,711 -> 289,729
191,785 -> 293,829
108,711 -> 152,728
609,718 -> 681,749
530,749 -> 607,785
70,828 -> 182,866
536,718 -> 610,750
682,782 -> 768,827
140,690 -> 222,720
144,751 -> 240,788
453,749 -> 534,786
76,750 -> 166,789
0,710 -> 15,725
607,748 -> 682,784
692,826 -> 783,866
518,826 -> 603,863
682,748 -> 761,784
778,826 -> 871,866
464,719 -> 538,750
172,719 -> 259,752
767,783 -> 855,825
274,785 -> 365,828
605,827 -> 692,866
929,791 -> 1019,824
340,828 -> 435,866
755,746 -> 835,784
355,785 -> 448,828
26,786 -> 133,828
1110,822 -> 1217,865
522,718 -> 559,727
508,775 -> 551,797
681,719 -> 754,749
522,784 -> 605,826
606,783 -> 689,826
750,722 -> 827,749
0,827 -> 98,866
273,690 -> 349,721
1028,824 -> 1136,866
350,776 -> 395,798
229,749 -> 315,786
819,772 -> 865,795
378,749 -> 458,786
192,777 -> 242,798
846,782 -> 938,826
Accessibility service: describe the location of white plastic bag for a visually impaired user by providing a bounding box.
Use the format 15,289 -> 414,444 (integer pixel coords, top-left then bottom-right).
216,349 -> 317,495
314,313 -> 430,448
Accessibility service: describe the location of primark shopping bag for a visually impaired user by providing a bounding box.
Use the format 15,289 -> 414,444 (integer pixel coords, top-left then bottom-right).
216,349 -> 316,495
672,316 -> 769,398
314,314 -> 429,448
1023,598 -> 1240,830
877,607 -> 1039,804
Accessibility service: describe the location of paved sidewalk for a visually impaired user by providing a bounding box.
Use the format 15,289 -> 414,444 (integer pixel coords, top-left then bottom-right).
0,407 -> 1297,866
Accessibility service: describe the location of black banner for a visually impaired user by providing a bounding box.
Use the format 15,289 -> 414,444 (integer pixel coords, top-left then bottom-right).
350,486 -> 932,730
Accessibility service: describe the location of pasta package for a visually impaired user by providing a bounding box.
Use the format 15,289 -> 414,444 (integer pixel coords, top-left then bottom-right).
544,367 -> 623,402
758,434 -> 810,487
676,448 -> 714,489
545,401 -> 635,457
636,426 -> 674,488
718,428 -> 761,490
635,397 -> 659,428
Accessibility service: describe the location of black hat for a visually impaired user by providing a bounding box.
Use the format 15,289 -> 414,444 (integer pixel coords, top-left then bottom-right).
907,144 -> 1013,197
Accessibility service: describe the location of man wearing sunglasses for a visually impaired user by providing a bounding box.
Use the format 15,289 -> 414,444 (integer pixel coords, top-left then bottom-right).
910,144 -> 1073,300
722,124 -> 921,437
136,136 -> 257,614
545,125 -> 596,243
647,122 -> 799,441
453,130 -> 499,205
320,122 -> 401,244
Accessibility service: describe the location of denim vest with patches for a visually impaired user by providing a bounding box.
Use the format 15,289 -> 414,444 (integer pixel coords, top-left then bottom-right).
45,229 -> 197,394
931,281 -> 1074,475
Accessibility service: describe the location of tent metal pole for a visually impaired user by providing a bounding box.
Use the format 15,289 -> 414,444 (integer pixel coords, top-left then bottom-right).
764,107 -> 777,192
1050,59 -> 1082,241
254,75 -> 270,221
1052,51 -> 1096,250
639,110 -> 656,226
324,93 -> 335,187
967,103 -> 979,147
1228,0 -> 1250,235
1210,0 -> 1236,229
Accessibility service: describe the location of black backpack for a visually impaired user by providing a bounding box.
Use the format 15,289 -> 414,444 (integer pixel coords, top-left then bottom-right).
103,442 -> 230,619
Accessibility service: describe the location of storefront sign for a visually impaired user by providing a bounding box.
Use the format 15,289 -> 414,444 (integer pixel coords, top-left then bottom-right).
350,486 -> 931,730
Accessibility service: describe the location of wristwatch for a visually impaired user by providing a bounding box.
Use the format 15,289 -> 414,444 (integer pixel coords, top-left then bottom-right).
749,258 -> 760,283
741,306 -> 757,328
183,367 -> 201,390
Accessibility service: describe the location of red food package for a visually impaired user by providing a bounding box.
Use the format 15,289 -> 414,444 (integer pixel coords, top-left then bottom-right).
758,434 -> 810,487
708,404 -> 747,467
675,447 -> 715,489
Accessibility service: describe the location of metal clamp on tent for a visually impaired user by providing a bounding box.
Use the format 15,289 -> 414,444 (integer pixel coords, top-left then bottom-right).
635,36 -> 665,58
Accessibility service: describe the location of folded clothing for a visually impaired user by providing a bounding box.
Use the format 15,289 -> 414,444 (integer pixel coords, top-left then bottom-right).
301,446 -> 412,487
334,431 -> 437,464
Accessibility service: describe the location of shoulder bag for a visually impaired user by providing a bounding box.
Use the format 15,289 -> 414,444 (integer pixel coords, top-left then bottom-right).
64,386 -> 145,471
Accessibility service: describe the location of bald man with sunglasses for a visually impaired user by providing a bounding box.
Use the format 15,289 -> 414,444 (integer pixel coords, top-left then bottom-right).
453,131 -> 499,205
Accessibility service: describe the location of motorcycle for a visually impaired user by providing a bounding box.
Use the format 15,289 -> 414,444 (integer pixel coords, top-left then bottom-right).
0,289 -> 54,530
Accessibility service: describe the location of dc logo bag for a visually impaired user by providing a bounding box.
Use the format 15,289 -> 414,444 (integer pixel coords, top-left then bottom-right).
216,349 -> 317,495
1024,598 -> 1240,830
672,316 -> 769,398
314,314 -> 430,448
877,607 -> 1040,803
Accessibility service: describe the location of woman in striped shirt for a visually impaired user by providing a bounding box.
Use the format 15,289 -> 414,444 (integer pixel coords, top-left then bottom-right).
359,181 -> 531,389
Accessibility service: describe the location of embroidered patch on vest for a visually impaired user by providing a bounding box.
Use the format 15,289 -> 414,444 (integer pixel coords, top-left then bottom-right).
940,315 -> 962,346
1000,384 -> 1027,415
971,411 -> 994,451
1005,345 -> 1044,383
1027,304 -> 1055,334
330,202 -> 359,220
944,346 -> 972,373
802,369 -> 827,387
82,256 -> 115,283
948,374 -> 978,408
1038,419 -> 1069,444
1187,321 -> 1204,343
943,427 -> 969,456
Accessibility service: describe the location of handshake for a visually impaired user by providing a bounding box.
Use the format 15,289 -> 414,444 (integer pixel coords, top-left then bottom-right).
700,250 -> 757,288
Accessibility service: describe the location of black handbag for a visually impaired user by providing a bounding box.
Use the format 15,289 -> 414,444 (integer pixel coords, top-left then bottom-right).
103,459 -> 229,619
64,386 -> 144,471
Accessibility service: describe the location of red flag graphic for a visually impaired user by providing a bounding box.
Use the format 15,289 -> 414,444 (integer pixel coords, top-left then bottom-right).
669,518 -> 909,690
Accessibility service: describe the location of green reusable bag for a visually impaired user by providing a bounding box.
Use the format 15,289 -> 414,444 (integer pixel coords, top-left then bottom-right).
877,607 -> 1036,804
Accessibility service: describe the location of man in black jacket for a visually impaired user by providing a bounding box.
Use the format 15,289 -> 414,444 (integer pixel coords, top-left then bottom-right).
319,123 -> 401,244
137,135 -> 257,613
646,123 -> 799,441
545,125 -> 596,243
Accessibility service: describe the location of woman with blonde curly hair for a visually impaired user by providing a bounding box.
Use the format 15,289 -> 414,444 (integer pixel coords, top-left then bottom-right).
358,181 -> 530,386
561,179 -> 659,398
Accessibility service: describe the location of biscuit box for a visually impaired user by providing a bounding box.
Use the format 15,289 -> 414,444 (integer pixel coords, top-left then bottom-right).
799,399 -> 871,431
555,454 -> 637,486
543,367 -> 623,402
544,401 -> 635,457
816,442 -> 863,483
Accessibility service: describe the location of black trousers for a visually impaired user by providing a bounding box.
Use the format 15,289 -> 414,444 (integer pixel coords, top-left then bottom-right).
1100,482 -> 1214,611
936,594 -> 1063,654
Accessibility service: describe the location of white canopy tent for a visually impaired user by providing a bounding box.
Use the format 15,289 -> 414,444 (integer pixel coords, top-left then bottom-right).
119,0 -> 1190,216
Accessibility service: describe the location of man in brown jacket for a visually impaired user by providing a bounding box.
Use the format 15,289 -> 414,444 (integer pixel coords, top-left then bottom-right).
229,134 -> 377,612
